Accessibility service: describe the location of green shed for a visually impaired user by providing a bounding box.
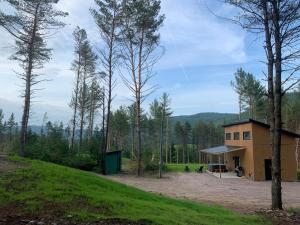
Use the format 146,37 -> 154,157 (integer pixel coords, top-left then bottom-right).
105,150 -> 122,175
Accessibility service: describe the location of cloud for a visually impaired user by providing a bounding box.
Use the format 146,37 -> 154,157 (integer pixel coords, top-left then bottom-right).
0,0 -> 250,124
0,98 -> 71,125
169,83 -> 238,116
157,0 -> 246,69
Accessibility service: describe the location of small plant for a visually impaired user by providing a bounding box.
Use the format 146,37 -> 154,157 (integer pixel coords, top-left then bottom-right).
184,165 -> 190,172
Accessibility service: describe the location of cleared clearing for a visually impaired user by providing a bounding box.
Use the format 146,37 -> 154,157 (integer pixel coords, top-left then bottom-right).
107,172 -> 300,213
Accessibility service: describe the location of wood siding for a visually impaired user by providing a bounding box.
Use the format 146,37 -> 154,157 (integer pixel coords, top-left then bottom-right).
224,122 -> 297,181
224,123 -> 255,180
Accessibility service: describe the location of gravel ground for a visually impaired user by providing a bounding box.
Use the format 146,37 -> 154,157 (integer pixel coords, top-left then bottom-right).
107,172 -> 300,213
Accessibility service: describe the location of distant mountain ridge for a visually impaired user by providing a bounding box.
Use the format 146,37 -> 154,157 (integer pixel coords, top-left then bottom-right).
170,112 -> 239,127
26,113 -> 239,134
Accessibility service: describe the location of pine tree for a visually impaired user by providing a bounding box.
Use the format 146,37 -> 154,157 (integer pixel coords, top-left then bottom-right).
7,113 -> 17,142
160,93 -> 172,163
120,0 -> 165,175
77,39 -> 98,150
0,109 -> 4,144
0,0 -> 67,156
231,68 -> 266,120
70,27 -> 88,151
91,0 -> 122,174
87,78 -> 103,145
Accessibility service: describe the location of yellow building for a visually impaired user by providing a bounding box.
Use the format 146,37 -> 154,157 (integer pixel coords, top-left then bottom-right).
202,119 -> 299,181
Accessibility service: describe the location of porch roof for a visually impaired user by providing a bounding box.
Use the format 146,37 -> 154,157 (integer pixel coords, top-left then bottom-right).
201,145 -> 245,155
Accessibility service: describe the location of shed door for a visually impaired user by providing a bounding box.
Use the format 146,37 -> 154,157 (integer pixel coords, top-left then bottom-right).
264,159 -> 272,180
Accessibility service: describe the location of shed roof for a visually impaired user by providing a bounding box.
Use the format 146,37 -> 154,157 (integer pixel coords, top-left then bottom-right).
223,119 -> 300,138
201,145 -> 245,155
106,150 -> 122,155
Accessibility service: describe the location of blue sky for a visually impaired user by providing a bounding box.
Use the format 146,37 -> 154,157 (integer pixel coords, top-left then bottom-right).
0,0 -> 266,125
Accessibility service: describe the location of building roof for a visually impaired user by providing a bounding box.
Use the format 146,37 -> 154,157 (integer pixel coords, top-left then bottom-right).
201,145 -> 245,155
223,119 -> 300,138
106,150 -> 122,155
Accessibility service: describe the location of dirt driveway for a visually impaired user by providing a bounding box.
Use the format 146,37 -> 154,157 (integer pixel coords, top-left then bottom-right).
0,155 -> 25,173
107,172 -> 300,213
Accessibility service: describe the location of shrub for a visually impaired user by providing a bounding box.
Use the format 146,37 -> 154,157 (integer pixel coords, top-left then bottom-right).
297,170 -> 300,181
184,165 -> 190,172
144,161 -> 159,171
66,154 -> 98,171
144,161 -> 167,172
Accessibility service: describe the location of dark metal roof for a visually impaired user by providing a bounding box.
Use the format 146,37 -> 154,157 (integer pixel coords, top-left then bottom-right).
201,145 -> 245,155
106,150 -> 122,155
223,119 -> 300,138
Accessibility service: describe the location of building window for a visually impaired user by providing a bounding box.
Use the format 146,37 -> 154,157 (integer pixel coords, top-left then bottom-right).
225,133 -> 231,140
234,132 -> 240,140
243,131 -> 251,140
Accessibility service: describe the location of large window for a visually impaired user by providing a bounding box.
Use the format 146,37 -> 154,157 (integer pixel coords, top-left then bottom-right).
243,131 -> 251,140
225,133 -> 231,140
234,132 -> 240,140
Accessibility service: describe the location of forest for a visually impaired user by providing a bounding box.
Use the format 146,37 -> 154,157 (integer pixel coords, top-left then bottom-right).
1,71 -> 300,171
1,0 -> 300,218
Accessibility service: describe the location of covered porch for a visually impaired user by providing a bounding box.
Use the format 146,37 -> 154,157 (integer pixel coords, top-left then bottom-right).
201,145 -> 246,178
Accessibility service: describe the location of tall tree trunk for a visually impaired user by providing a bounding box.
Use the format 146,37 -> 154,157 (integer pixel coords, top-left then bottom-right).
101,90 -> 106,174
136,97 -> 142,176
131,123 -> 135,159
87,102 -> 95,146
105,27 -> 115,156
262,0 -> 278,209
20,3 -> 40,156
271,0 -> 283,210
159,117 -> 163,178
79,104 -> 85,150
79,69 -> 87,150
187,145 -> 190,164
176,146 -> 178,164
71,68 -> 80,151
238,95 -> 242,120
165,118 -> 169,163
136,29 -> 144,176
20,83 -> 31,157
182,144 -> 185,164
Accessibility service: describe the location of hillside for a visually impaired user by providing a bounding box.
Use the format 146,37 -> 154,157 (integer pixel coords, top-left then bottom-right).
0,156 -> 267,225
171,112 -> 239,127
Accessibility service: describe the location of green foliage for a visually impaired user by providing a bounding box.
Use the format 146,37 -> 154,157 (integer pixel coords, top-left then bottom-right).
0,158 -> 268,225
25,122 -> 69,163
65,154 -> 97,171
1,0 -> 68,68
144,160 -> 167,172
282,86 -> 300,131
171,112 -> 239,128
184,165 -> 190,172
110,106 -> 130,151
174,122 -> 221,164
231,68 -> 267,120
22,122 -> 100,171
166,163 -> 206,173
288,207 -> 300,216
297,170 -> 300,181
193,121 -> 223,150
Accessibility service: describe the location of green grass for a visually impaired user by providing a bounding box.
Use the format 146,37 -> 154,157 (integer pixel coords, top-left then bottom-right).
288,207 -> 300,216
0,157 -> 268,225
166,163 -> 207,172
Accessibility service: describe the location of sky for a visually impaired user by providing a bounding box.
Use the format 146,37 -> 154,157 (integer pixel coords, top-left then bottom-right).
0,0 -> 266,125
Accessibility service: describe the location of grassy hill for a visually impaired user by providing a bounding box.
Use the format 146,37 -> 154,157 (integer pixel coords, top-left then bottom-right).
171,112 -> 239,127
0,157 -> 268,225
